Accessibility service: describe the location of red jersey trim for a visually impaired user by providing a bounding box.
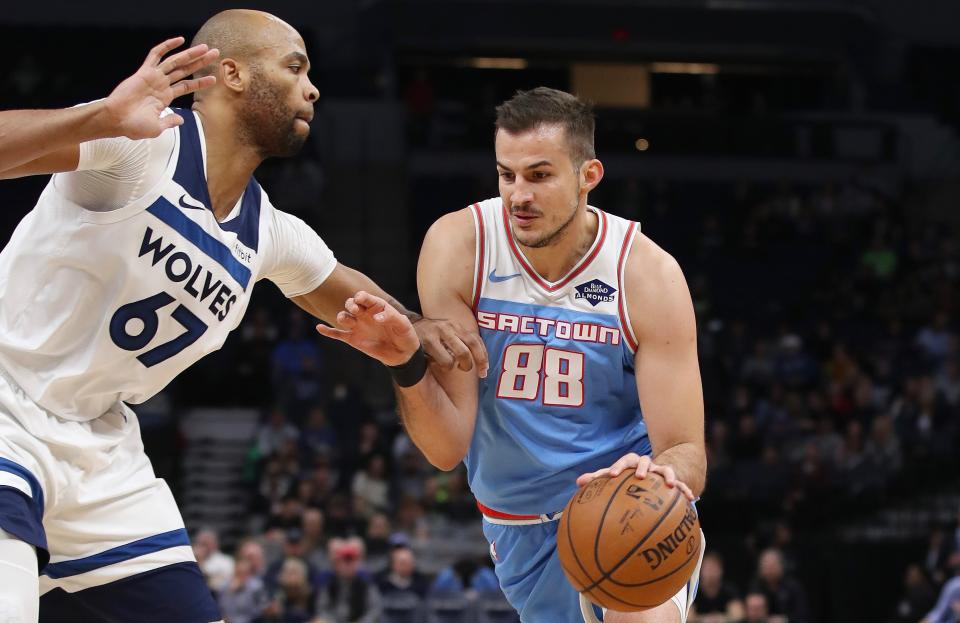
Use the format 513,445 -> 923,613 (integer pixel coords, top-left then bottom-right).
502,206 -> 608,293
617,221 -> 640,352
476,501 -> 540,521
471,203 -> 485,310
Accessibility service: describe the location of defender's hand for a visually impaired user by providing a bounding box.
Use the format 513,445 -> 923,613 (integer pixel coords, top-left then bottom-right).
575,453 -> 696,501
316,291 -> 421,367
413,317 -> 488,378
104,37 -> 220,139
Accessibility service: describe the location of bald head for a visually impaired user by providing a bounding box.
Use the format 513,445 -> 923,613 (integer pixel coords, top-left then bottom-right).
191,10 -> 300,79
189,9 -> 318,159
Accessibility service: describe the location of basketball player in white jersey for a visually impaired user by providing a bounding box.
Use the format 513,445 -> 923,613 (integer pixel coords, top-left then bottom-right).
0,10 -> 485,623
318,88 -> 706,622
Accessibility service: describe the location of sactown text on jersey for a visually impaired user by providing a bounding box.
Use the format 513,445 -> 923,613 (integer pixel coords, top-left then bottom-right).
476,310 -> 621,345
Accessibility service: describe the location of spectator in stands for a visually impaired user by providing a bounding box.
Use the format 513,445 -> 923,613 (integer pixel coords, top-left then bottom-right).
393,443 -> 429,503
393,496 -> 429,542
741,341 -> 777,386
375,545 -> 428,600
238,538 -> 269,580
271,312 -> 323,393
268,496 -> 306,532
193,527 -> 235,590
740,591 -> 786,623
916,311 -> 954,365
363,513 -> 393,574
260,557 -> 316,623
324,493 -> 366,538
690,551 -> 744,622
303,457 -> 339,511
429,556 -> 500,599
314,537 -> 382,623
750,548 -> 810,623
236,307 -> 280,405
257,458 -> 295,516
264,528 -> 322,592
895,564 -> 936,623
863,414 -> 903,482
301,407 -> 338,462
351,454 -> 390,519
258,408 -> 301,459
218,558 -> 270,623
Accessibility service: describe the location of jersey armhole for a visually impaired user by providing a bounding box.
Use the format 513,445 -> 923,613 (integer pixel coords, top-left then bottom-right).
470,203 -> 486,311
617,221 -> 640,353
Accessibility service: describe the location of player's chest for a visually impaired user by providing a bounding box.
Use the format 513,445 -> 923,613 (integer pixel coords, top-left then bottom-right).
109,198 -> 262,327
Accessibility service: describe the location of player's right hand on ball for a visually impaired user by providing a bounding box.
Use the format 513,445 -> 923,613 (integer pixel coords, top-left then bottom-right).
104,37 -> 220,139
315,291 -> 421,367
575,452 -> 696,501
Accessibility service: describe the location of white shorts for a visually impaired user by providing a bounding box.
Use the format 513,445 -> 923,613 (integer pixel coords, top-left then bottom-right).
0,370 -> 196,595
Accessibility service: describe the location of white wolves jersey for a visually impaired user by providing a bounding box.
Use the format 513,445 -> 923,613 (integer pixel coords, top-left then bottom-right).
468,197 -> 651,516
0,109 -> 336,420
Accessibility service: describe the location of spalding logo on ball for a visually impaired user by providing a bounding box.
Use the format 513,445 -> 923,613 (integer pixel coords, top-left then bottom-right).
557,471 -> 702,611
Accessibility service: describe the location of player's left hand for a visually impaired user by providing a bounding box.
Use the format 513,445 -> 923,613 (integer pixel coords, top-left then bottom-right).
575,453 -> 696,501
413,317 -> 489,378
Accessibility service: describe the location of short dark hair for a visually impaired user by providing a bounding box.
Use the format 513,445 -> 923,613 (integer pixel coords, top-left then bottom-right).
495,87 -> 596,166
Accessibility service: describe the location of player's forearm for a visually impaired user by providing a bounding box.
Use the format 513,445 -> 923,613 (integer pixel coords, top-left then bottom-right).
653,442 -> 707,498
0,103 -> 116,174
395,375 -> 474,471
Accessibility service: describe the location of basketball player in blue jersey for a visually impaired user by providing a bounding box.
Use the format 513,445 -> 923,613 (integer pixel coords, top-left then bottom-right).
319,87 -> 706,622
0,10 -> 485,623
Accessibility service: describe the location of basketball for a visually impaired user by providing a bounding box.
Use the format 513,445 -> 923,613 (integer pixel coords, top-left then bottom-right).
557,470 -> 702,612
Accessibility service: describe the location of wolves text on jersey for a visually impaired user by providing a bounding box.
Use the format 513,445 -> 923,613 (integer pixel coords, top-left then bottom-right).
476,309 -> 621,346
138,226 -> 237,322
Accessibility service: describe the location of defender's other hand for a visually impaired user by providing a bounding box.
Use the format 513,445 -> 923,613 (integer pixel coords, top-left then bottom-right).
104,37 -> 220,139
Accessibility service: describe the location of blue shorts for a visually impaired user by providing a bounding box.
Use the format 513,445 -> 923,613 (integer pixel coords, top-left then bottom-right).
482,519 -> 602,623
39,562 -> 220,623
481,517 -> 703,623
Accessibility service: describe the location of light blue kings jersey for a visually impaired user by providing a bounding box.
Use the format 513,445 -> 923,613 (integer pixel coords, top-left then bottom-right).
467,198 -> 651,516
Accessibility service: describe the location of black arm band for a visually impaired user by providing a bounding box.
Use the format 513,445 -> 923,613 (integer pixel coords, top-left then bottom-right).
388,346 -> 428,388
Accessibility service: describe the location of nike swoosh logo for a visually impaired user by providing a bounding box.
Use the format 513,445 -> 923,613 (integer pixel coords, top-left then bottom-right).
178,194 -> 206,210
489,269 -> 522,283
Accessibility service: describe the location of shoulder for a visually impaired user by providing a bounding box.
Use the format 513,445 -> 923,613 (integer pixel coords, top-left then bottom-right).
418,205 -> 481,302
623,230 -> 694,339
624,230 -> 687,301
422,205 -> 479,256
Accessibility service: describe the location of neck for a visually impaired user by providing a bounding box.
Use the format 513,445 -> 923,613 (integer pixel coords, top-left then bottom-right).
522,202 -> 598,282
193,103 -> 263,221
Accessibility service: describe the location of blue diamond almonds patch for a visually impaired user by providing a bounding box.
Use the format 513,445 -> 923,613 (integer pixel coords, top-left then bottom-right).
574,278 -> 617,307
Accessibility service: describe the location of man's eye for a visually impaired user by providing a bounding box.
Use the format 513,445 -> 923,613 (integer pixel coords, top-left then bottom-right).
290,65 -> 301,73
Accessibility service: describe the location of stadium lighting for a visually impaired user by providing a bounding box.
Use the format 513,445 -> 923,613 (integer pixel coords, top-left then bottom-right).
469,57 -> 529,69
650,62 -> 720,75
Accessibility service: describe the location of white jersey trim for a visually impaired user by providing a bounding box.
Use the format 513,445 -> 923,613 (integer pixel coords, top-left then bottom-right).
504,205 -> 608,294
